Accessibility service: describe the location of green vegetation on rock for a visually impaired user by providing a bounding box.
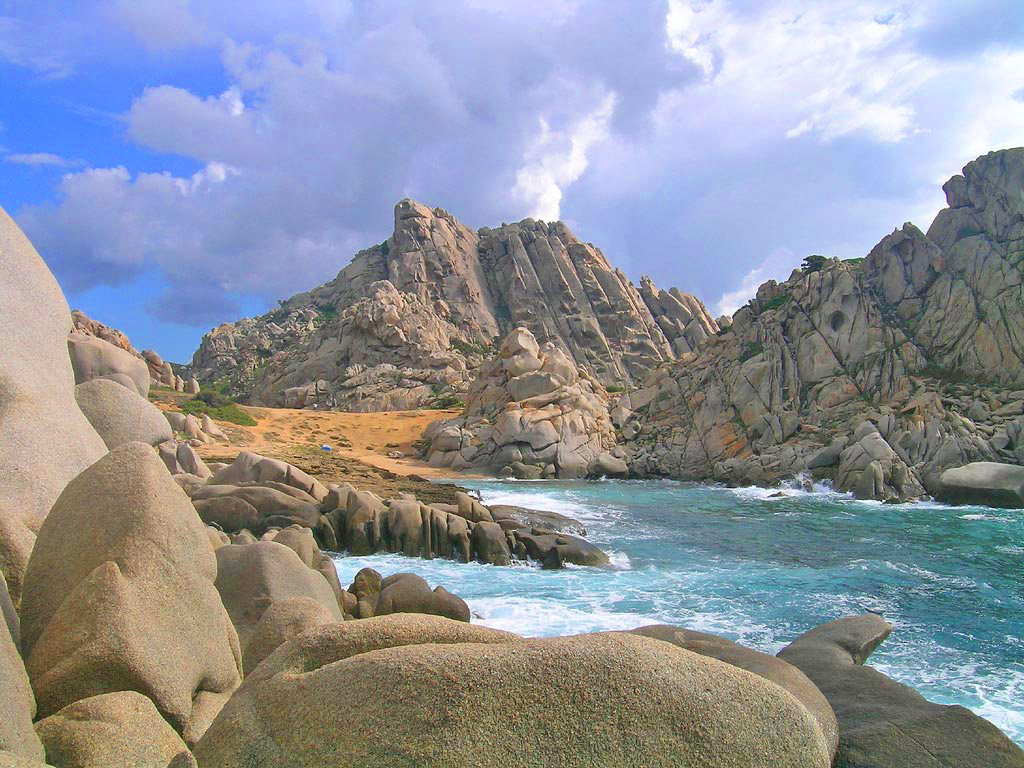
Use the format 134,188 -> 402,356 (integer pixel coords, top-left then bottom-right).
179,392 -> 257,426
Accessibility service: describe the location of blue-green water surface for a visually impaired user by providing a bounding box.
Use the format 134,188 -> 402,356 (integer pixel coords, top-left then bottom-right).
332,479 -> 1024,745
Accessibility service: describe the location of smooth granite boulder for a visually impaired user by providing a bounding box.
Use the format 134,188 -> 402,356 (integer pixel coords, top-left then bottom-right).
373,573 -> 470,622
779,615 -> 1024,767
214,541 -> 342,652
20,443 -> 243,746
74,378 -> 172,449
196,629 -> 829,768
0,207 -> 106,606
0,592 -> 43,762
628,624 -> 838,759
241,597 -> 339,676
67,331 -> 150,398
938,462 -> 1024,508
34,691 -> 196,768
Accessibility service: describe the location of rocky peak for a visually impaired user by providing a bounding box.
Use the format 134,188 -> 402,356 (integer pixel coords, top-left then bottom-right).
193,199 -> 718,410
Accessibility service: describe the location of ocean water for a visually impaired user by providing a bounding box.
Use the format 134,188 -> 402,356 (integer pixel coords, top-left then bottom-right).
331,478 -> 1024,746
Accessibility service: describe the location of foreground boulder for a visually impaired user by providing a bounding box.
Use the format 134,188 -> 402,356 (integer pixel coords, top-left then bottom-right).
197,627 -> 829,768
0,206 -> 107,605
241,597 -> 339,676
34,691 -> 196,768
628,624 -> 838,760
779,615 -> 1024,767
938,462 -> 1024,508
74,378 -> 173,449
0,596 -> 43,762
213,541 -> 343,653
20,443 -> 243,745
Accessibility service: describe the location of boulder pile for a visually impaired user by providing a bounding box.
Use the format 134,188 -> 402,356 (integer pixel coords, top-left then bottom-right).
185,449 -> 610,568
421,327 -> 627,479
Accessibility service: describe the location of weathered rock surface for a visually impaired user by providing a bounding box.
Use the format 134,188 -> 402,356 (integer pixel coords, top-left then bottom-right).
213,540 -> 343,654
34,691 -> 196,768
192,199 -> 716,411
618,148 -> 1024,498
241,596 -> 339,676
0,586 -> 43,762
938,461 -> 1024,507
422,327 -> 623,478
628,624 -> 838,759
197,629 -> 829,768
779,615 -> 1024,767
67,331 -> 151,398
74,378 -> 173,449
0,206 -> 107,607
20,443 -> 242,744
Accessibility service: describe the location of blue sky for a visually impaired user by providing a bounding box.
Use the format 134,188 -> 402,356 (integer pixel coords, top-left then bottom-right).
2,0 -> 1023,362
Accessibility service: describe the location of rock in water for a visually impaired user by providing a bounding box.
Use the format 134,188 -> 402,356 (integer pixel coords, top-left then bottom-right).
74,378 -> 173,449
34,691 -> 196,768
0,206 -> 107,607
196,629 -> 829,768
779,615 -> 1024,767
938,462 -> 1024,508
19,443 -> 242,745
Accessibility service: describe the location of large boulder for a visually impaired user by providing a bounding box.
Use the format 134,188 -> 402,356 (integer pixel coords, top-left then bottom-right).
241,597 -> 339,676
213,541 -> 342,652
0,595 -> 43,762
73,378 -> 173,449
0,571 -> 18,652
66,331 -> 150,398
34,691 -> 196,768
196,629 -> 829,768
779,615 -> 1024,767
937,462 -> 1024,508
628,624 -> 838,759
0,207 -> 107,606
373,573 -> 470,622
210,452 -> 328,503
19,443 -> 243,746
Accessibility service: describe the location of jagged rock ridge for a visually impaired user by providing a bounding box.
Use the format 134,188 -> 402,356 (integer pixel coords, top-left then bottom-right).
618,148 -> 1024,500
192,200 -> 717,411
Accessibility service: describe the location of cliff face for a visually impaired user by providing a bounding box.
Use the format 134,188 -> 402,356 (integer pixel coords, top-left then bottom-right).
192,200 -> 717,411
619,148 -> 1024,500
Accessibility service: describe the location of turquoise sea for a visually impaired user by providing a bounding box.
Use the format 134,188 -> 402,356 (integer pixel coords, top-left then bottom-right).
332,478 -> 1024,746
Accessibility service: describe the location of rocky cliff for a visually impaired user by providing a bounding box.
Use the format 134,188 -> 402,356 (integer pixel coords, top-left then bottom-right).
618,148 -> 1024,500
192,200 -> 717,411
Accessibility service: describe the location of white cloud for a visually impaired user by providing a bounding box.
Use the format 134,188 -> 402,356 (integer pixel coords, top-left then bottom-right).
514,92 -> 616,221
5,152 -> 80,167
109,0 -> 206,50
714,248 -> 797,317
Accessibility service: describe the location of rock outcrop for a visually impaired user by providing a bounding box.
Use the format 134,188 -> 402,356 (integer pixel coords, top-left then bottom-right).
618,148 -> 1024,499
0,206 -> 107,607
71,309 -> 180,391
779,615 -> 1024,767
192,199 -> 717,411
20,443 -> 243,745
937,461 -> 1024,507
421,327 -> 624,478
196,627 -> 830,768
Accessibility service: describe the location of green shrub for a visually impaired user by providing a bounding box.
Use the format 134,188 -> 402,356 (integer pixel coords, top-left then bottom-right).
606,384 -> 627,394
429,395 -> 465,410
759,291 -> 792,313
451,338 -> 491,357
178,394 -> 257,426
801,254 -> 828,273
739,341 -> 764,363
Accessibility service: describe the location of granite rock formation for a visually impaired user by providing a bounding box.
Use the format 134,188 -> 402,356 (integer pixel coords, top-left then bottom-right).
421,327 -> 626,478
618,148 -> 1024,500
192,199 -> 716,411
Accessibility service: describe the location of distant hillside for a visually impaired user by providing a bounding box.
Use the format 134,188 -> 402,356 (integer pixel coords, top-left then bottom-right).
191,200 -> 717,411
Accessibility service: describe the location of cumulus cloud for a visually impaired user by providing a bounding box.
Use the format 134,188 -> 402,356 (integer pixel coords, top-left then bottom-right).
6,0 -> 1024,332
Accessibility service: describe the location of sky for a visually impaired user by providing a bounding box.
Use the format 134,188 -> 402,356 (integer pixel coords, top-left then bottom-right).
2,0 -> 1023,362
